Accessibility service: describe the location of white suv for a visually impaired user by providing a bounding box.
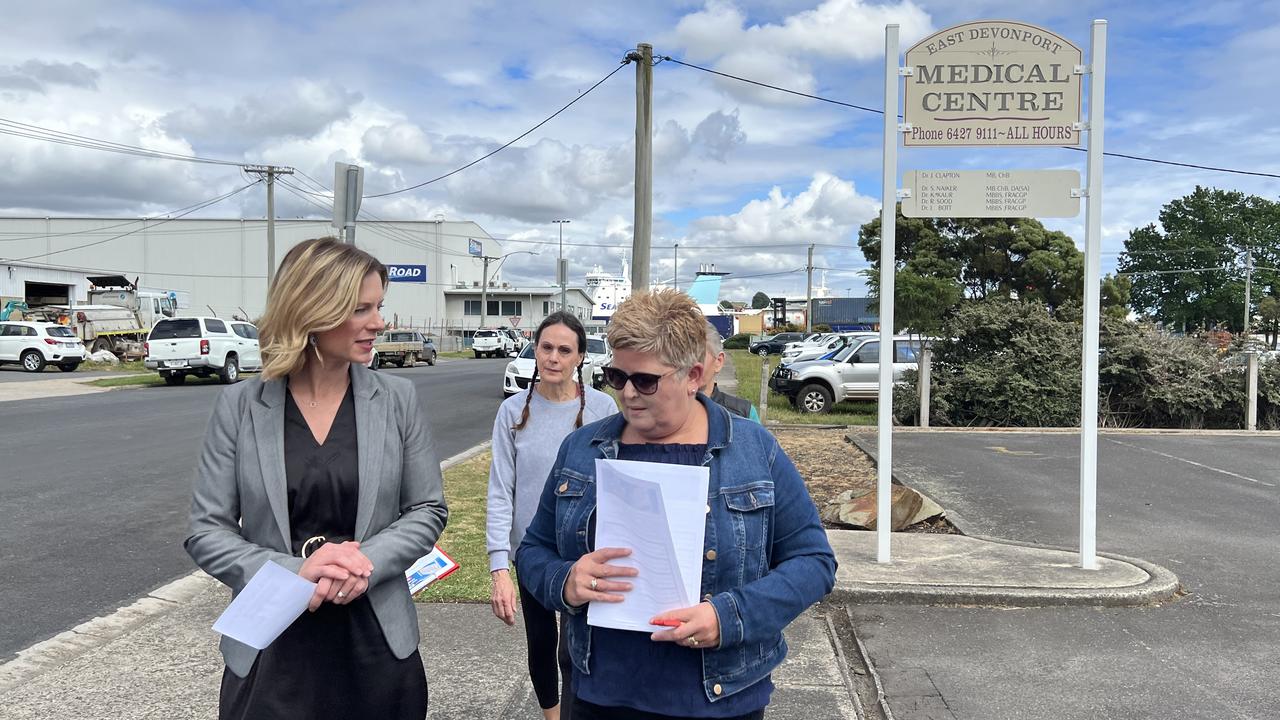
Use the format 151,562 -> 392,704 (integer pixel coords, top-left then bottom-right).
144,317 -> 262,385
472,328 -> 514,358
0,321 -> 88,372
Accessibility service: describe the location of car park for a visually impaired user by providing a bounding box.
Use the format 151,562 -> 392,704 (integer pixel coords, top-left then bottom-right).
749,332 -> 805,356
0,321 -> 88,372
144,317 -> 261,385
780,332 -> 875,365
502,342 -> 597,397
770,335 -> 928,413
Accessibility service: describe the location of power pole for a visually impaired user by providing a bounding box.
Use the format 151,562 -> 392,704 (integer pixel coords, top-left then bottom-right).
245,164 -> 294,289
673,243 -> 679,291
629,42 -> 653,292
554,219 -> 570,310
480,255 -> 493,329
1244,245 -> 1254,337
805,244 -> 814,333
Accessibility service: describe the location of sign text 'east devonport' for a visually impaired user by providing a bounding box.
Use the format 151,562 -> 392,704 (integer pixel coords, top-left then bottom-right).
904,20 -> 1083,147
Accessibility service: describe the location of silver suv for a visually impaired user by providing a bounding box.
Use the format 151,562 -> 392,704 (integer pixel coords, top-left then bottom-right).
770,335 -> 927,413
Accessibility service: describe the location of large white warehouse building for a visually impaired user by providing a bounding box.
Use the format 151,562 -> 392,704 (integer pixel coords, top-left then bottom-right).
0,217 -> 596,343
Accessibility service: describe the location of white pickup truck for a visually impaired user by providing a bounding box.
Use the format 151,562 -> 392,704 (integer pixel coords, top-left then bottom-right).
144,317 -> 262,385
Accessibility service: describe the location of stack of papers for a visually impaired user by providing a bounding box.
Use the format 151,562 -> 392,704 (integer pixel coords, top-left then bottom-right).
587,458 -> 710,632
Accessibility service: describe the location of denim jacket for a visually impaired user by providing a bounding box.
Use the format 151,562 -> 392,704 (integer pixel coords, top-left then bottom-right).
516,394 -> 836,703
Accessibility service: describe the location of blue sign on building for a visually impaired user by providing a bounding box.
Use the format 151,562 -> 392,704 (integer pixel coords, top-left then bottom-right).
468,239 -> 483,257
386,264 -> 427,283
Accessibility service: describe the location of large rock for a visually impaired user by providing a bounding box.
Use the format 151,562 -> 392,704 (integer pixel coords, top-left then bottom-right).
821,485 -> 944,530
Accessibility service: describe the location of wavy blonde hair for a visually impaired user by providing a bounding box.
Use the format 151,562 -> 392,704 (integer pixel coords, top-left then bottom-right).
258,237 -> 387,380
606,288 -> 706,371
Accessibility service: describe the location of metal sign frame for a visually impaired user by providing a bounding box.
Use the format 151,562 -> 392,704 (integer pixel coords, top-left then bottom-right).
877,20 -> 1106,569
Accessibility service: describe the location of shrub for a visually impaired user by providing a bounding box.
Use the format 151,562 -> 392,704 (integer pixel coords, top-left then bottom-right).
895,298 -> 1273,429
723,333 -> 751,350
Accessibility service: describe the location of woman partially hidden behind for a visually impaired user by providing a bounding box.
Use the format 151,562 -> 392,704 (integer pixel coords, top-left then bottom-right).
185,237 -> 448,720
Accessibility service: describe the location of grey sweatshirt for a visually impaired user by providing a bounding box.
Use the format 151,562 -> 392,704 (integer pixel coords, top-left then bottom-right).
486,386 -> 618,571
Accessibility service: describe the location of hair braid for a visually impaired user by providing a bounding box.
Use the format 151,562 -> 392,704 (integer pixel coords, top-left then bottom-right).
575,363 -> 586,428
513,365 -> 539,431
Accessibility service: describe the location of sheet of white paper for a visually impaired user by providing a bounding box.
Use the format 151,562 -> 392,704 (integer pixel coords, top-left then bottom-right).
212,560 -> 316,650
588,458 -> 710,632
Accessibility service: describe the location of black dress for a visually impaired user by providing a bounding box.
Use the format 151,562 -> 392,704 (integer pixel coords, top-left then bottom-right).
219,385 -> 429,720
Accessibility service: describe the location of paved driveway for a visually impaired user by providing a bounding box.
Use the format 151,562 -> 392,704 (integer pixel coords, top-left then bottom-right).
850,430 -> 1279,720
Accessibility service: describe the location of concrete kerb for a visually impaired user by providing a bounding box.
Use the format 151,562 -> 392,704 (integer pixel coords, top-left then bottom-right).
837,429 -> 1183,609
828,532 -> 1183,609
0,440 -> 494,695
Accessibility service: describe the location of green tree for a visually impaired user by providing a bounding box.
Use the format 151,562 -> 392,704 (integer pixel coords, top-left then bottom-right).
1100,273 -> 1132,321
859,204 -> 1084,311
750,291 -> 771,309
1118,187 -> 1280,332
1259,295 -> 1280,349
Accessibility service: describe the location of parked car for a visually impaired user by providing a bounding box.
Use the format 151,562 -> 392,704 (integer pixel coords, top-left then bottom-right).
144,317 -> 261,385
502,343 -> 597,397
770,335 -> 928,413
0,321 -> 87,372
371,330 -> 437,369
503,327 -> 528,354
749,332 -> 805,356
781,332 -> 877,365
585,334 -> 610,389
780,333 -> 829,356
472,328 -> 515,358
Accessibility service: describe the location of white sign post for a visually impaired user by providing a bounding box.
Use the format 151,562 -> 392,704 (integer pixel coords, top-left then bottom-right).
876,24 -> 900,564
877,19 -> 1105,569
1078,20 -> 1107,570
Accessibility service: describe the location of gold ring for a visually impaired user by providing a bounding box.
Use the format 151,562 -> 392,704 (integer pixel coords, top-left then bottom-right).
337,591 -> 346,598
589,578 -> 598,591
690,637 -> 699,646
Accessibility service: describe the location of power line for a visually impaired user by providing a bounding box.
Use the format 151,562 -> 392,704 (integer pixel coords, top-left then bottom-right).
0,117 -> 268,168
364,59 -> 632,198
661,54 -> 1280,180
2,181 -> 261,263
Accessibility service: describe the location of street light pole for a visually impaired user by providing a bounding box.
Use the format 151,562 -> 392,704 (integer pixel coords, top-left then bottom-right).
553,219 -> 570,311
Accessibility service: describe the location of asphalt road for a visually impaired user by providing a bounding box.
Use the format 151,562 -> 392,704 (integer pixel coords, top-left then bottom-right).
0,356 -> 511,660
0,366 -> 128,383
851,431 -> 1279,719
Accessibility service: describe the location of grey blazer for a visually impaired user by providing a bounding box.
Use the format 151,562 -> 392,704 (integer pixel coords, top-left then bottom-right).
184,363 -> 449,677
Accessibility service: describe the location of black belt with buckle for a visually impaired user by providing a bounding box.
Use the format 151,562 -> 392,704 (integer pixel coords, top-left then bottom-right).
299,534 -> 354,558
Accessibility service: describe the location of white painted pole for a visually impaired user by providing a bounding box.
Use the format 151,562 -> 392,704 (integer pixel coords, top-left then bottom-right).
877,24 -> 900,564
1079,20 -> 1107,570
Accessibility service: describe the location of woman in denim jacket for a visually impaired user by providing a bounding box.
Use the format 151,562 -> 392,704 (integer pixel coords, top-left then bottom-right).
517,289 -> 836,720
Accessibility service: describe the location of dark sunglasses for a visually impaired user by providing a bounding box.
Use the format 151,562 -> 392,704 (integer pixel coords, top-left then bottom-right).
601,366 -> 677,395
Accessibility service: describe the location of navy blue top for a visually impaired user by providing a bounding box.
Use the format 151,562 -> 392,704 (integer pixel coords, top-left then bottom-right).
575,442 -> 774,717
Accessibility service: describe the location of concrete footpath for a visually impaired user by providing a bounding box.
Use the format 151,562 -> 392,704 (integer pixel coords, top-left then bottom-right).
0,527 -> 1179,720
0,357 -> 1182,718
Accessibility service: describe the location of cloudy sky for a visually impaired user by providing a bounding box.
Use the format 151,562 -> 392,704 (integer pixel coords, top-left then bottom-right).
1,0 -> 1277,301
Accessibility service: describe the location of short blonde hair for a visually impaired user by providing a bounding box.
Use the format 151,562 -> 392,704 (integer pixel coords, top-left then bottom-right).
258,237 -> 386,380
607,288 -> 705,371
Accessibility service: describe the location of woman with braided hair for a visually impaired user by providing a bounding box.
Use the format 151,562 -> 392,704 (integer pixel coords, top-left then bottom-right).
487,311 -> 618,720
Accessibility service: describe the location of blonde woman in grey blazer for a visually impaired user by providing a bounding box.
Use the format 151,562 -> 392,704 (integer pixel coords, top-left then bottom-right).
185,238 -> 448,720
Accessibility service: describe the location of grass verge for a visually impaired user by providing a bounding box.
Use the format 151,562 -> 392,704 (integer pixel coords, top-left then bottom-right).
726,350 -> 876,426
437,350 -> 476,360
414,451 -> 493,603
86,373 -> 224,388
79,360 -> 148,373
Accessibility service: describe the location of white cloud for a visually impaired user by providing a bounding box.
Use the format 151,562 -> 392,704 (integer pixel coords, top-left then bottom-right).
162,80 -> 362,145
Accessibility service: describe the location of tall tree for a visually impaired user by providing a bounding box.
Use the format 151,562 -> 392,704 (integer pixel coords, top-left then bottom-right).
750,291 -> 771,309
858,204 -> 1084,319
1119,187 -> 1280,332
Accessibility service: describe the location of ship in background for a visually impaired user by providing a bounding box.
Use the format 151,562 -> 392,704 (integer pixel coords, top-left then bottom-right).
586,261 -> 630,320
